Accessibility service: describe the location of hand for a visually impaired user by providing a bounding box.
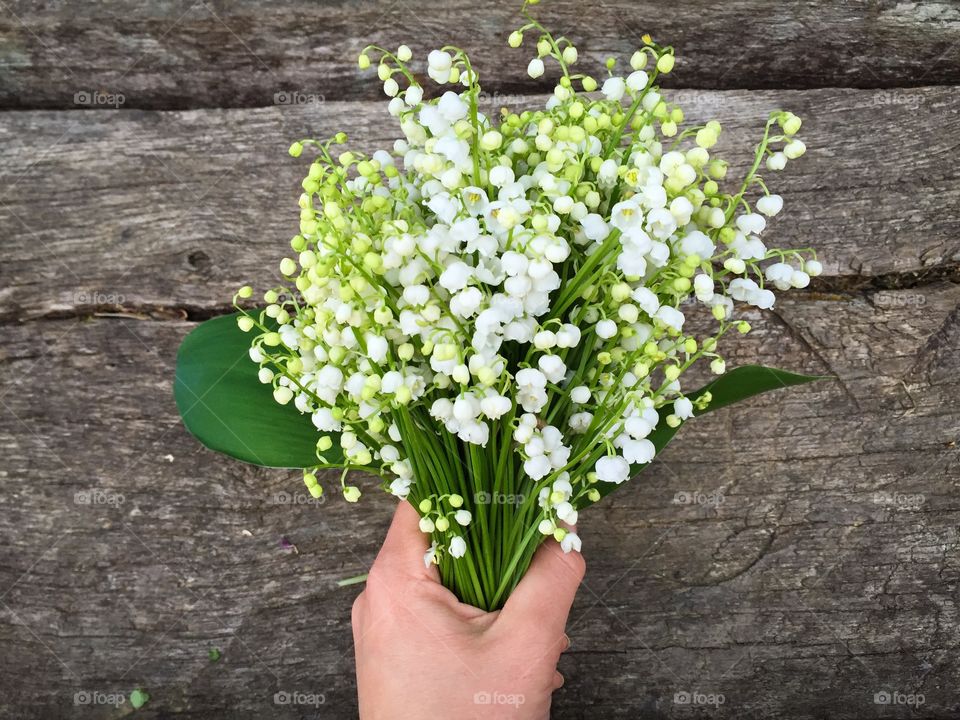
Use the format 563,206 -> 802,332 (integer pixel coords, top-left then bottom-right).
352,501 -> 585,720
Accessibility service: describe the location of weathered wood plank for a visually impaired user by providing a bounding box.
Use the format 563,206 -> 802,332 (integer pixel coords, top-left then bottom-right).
1,87 -> 957,323
1,0 -> 959,109
0,283 -> 958,718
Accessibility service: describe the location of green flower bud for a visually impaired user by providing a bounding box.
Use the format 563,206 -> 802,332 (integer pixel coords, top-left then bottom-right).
288,141 -> 303,157
696,128 -> 717,149
419,499 -> 432,513
448,494 -> 464,508
781,112 -> 802,135
656,53 -> 675,73
480,130 -> 503,151
611,282 -> 632,302
708,159 -> 728,179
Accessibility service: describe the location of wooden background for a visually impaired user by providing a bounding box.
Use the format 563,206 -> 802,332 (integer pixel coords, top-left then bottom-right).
1,1 -> 959,718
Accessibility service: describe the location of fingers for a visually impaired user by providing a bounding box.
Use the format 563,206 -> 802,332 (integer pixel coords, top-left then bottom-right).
553,672 -> 565,690
498,535 -> 585,644
370,501 -> 439,583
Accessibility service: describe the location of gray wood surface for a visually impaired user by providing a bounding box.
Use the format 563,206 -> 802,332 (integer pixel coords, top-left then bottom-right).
2,1 -> 960,717
1,1 -> 959,109
1,286 -> 958,718
2,87 -> 958,324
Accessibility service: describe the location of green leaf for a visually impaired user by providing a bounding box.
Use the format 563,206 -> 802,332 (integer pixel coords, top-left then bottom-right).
129,688 -> 149,709
174,313 -> 340,468
590,365 -> 826,503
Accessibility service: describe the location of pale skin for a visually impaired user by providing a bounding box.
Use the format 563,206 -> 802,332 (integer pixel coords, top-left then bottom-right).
352,501 -> 586,720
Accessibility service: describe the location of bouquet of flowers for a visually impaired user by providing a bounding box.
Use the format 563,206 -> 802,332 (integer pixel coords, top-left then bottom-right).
175,1 -> 822,610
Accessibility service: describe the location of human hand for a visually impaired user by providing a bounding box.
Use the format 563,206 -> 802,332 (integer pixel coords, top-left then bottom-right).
352,501 -> 585,719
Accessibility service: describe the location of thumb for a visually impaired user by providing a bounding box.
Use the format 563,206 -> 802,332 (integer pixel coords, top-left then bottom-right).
370,500 -> 440,583
498,531 -> 585,645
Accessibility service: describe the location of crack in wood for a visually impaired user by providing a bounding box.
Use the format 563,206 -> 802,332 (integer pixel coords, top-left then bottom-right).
1,266 -> 956,326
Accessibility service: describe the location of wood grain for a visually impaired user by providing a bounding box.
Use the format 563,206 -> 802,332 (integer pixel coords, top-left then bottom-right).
2,4 -> 960,715
1,1 -> 959,109
0,282 -> 958,718
1,86 -> 958,324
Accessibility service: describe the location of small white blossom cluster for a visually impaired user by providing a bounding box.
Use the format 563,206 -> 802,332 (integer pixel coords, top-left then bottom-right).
235,3 -> 817,600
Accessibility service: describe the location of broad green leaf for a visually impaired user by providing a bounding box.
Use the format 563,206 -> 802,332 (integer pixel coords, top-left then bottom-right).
174,313 -> 340,468
590,365 -> 826,502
